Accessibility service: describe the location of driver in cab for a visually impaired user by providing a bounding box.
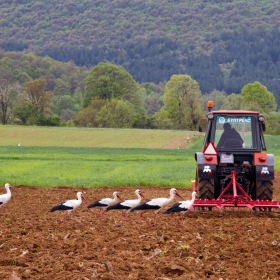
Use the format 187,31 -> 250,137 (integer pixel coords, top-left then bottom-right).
217,123 -> 244,148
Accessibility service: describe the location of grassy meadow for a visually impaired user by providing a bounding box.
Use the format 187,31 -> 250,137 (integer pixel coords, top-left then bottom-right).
0,125 -> 202,188
0,125 -> 279,188
0,125 -> 200,148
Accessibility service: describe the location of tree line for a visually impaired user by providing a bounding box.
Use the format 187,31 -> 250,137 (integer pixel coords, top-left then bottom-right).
39,29 -> 280,103
1,50 -> 280,135
1,1 -> 280,105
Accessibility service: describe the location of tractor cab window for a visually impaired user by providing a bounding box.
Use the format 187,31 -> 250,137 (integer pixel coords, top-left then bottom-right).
214,116 -> 254,149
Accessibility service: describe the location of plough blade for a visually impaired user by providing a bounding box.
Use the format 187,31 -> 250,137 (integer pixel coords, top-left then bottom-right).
192,199 -> 280,211
191,171 -> 280,211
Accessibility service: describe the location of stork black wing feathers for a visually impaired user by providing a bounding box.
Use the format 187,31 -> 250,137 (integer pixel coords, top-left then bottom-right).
50,202 -> 73,212
164,202 -> 182,214
106,202 -> 131,211
88,200 -> 104,208
130,201 -> 161,212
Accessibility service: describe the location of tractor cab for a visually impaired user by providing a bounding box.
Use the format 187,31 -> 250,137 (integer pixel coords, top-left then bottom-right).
202,101 -> 267,153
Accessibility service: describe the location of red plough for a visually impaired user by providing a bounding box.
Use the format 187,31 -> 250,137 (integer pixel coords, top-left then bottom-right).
191,171 -> 280,212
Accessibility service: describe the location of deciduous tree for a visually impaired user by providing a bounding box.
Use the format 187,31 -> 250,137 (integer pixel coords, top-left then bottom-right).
203,90 -> 227,110
241,81 -> 277,113
55,95 -> 77,115
220,93 -> 243,110
266,113 -> 280,135
13,104 -> 39,125
83,62 -> 148,128
74,98 -> 136,128
0,78 -> 19,124
155,75 -> 204,130
96,99 -> 135,128
54,78 -> 71,96
83,62 -> 138,108
22,78 -> 53,115
74,99 -> 107,127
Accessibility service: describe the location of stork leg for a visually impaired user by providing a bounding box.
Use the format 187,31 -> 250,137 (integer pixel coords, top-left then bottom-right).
63,212 -> 72,221
64,212 -> 69,221
176,213 -> 181,226
170,213 -> 180,226
70,213 -> 83,226
121,212 -> 139,224
129,212 -> 140,224
98,208 -> 108,220
152,214 -> 158,230
98,209 -> 103,217
140,212 -> 152,228
63,212 -> 82,226
181,213 -> 186,229
131,218 -> 140,224
121,211 -> 128,223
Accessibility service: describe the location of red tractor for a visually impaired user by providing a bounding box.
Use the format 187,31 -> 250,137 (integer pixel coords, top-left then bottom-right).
193,101 -> 278,210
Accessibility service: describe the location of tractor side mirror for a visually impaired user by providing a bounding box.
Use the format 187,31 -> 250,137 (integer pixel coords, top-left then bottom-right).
198,118 -> 207,132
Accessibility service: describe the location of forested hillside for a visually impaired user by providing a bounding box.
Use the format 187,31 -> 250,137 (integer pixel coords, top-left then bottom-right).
1,0 -> 280,102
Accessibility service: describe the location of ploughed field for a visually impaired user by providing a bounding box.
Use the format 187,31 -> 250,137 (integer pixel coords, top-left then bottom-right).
1,173 -> 280,280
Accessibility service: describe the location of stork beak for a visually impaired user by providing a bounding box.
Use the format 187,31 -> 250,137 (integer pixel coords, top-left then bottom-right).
176,191 -> 184,200
117,194 -> 123,201
82,195 -> 88,202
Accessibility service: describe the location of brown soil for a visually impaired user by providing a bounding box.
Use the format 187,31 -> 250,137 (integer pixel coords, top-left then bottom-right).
1,173 -> 280,280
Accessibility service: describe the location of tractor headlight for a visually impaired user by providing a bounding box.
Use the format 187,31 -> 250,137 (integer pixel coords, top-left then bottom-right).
207,112 -> 214,120
258,115 -> 265,122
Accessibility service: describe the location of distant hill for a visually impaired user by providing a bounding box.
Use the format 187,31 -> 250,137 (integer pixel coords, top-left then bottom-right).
1,0 -> 280,102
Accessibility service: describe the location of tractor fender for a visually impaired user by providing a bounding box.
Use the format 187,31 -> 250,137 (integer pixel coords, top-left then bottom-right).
255,154 -> 274,180
195,152 -> 216,179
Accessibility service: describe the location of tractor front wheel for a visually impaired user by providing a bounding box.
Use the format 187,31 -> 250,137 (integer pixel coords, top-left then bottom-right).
256,180 -> 273,201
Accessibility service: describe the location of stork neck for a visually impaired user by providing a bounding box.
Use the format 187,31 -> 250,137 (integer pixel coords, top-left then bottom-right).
136,193 -> 142,202
169,193 -> 175,202
191,193 -> 196,203
113,194 -> 118,203
5,186 -> 11,195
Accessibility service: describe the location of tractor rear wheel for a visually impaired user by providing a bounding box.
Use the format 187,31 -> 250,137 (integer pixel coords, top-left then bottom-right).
256,180 -> 273,200
196,169 -> 215,200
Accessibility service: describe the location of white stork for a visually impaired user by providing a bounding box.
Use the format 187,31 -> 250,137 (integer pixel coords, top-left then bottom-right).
130,188 -> 184,228
106,189 -> 146,222
164,191 -> 197,227
50,191 -> 87,224
87,191 -> 122,217
0,183 -> 13,208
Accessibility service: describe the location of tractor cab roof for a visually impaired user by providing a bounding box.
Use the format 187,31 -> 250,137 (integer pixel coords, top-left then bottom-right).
210,110 -> 259,115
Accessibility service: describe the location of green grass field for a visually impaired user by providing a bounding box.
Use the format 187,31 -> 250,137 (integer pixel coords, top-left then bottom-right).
0,125 -> 278,188
0,125 -> 200,148
0,146 -> 200,187
0,125 -> 202,188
